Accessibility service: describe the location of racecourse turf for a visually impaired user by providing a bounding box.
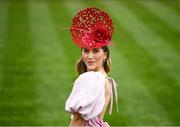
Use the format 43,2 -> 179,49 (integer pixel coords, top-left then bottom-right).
0,0 -> 179,126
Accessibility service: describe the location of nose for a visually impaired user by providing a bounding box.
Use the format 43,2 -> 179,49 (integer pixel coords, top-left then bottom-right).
87,51 -> 94,59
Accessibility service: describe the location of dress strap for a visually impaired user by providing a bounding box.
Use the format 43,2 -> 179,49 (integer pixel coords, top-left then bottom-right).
106,77 -> 119,114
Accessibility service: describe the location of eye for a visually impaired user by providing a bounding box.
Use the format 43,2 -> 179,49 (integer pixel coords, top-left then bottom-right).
83,49 -> 89,53
93,49 -> 100,53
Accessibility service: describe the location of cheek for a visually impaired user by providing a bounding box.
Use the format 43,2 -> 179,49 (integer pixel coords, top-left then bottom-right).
95,54 -> 104,62
81,53 -> 87,59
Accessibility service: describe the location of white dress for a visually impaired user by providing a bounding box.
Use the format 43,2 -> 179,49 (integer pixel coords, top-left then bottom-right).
65,71 -> 118,126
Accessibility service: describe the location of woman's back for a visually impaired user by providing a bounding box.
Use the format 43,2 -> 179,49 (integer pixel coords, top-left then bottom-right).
70,78 -> 111,126
66,72 -> 118,126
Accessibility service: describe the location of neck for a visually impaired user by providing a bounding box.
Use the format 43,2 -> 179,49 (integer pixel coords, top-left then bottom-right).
90,66 -> 107,77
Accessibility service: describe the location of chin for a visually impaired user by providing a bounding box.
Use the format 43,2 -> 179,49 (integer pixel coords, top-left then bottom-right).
87,66 -> 96,71
87,68 -> 95,71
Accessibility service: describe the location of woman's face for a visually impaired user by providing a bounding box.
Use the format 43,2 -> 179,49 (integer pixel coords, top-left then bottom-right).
82,48 -> 107,72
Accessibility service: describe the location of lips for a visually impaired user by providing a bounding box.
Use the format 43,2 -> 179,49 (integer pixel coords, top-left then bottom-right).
87,61 -> 95,64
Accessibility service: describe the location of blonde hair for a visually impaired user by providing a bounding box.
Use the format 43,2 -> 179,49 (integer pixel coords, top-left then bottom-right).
76,46 -> 111,75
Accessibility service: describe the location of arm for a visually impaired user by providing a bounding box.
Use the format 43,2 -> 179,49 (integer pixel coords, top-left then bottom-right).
70,112 -> 85,126
66,72 -> 106,124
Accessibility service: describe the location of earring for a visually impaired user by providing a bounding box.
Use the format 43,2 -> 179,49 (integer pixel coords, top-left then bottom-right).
103,59 -> 106,63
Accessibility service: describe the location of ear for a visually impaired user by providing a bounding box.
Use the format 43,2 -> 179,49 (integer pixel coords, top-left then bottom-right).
104,52 -> 107,60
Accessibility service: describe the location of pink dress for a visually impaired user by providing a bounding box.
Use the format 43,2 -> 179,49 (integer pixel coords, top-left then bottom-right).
65,71 -> 118,127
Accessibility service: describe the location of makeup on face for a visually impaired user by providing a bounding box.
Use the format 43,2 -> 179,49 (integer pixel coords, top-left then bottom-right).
82,48 -> 106,71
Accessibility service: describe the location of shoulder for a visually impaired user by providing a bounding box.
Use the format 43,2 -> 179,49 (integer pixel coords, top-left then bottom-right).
79,71 -> 104,78
65,71 -> 107,119
73,71 -> 106,90
75,71 -> 105,83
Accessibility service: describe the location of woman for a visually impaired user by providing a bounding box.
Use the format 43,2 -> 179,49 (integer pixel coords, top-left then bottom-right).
65,7 -> 118,126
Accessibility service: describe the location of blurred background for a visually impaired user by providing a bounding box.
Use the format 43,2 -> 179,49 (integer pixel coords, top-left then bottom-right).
0,0 -> 180,126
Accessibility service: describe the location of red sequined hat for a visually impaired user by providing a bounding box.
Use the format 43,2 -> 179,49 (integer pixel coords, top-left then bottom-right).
71,7 -> 114,49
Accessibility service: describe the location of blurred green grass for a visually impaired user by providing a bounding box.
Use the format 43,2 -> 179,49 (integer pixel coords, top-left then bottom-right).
0,0 -> 179,126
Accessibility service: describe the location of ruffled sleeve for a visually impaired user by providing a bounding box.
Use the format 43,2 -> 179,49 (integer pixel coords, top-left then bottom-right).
65,71 -> 106,120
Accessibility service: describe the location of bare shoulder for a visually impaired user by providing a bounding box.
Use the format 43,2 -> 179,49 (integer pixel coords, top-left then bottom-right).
105,78 -> 111,95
